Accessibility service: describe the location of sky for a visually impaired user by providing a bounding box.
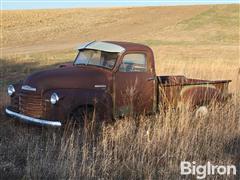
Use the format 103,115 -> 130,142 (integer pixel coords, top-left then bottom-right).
1,0 -> 239,10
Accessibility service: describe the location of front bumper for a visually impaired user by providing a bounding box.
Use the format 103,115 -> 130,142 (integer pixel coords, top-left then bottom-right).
5,108 -> 62,127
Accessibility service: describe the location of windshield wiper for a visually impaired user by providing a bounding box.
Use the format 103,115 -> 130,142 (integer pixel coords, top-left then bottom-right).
74,63 -> 87,66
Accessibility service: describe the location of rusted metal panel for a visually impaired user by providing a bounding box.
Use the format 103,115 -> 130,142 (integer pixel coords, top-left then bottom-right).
114,49 -> 155,116
5,41 -> 232,126
19,92 -> 44,118
158,75 -> 231,108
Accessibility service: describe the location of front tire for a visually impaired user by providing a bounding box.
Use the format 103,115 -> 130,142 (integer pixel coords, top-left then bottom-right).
70,106 -> 94,128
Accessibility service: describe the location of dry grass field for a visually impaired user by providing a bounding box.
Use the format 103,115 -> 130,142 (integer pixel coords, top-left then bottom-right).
0,4 -> 240,179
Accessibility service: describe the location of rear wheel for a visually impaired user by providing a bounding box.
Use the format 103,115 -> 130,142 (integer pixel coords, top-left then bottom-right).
195,106 -> 209,118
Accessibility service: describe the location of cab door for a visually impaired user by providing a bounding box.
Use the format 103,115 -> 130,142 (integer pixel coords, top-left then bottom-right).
114,52 -> 155,117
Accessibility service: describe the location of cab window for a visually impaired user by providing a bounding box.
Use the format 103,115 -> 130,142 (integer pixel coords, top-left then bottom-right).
119,53 -> 147,72
74,49 -> 118,69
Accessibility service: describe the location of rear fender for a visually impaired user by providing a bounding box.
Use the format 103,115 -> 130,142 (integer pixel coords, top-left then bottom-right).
180,85 -> 223,108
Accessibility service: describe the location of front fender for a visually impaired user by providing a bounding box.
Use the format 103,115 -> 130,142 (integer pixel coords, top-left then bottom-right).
43,88 -> 113,122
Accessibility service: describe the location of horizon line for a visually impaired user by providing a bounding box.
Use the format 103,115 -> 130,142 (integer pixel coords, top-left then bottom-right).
1,1 -> 239,10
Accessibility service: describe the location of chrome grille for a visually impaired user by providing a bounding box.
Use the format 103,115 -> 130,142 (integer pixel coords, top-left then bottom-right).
19,92 -> 44,118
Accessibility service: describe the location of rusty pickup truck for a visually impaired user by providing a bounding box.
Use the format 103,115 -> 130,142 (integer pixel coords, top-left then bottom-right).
5,41 -> 231,127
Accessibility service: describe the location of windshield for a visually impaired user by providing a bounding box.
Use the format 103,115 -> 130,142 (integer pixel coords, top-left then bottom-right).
74,49 -> 118,69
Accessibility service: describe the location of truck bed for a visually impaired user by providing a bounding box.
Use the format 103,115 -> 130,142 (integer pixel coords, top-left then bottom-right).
157,75 -> 231,108
158,75 -> 231,86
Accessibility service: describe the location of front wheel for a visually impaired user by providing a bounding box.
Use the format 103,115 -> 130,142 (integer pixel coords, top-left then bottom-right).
70,106 -> 94,128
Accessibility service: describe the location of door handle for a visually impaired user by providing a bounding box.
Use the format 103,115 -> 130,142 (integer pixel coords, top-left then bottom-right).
147,77 -> 155,81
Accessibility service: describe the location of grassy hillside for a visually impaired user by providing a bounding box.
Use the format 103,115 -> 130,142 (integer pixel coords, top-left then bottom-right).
0,4 -> 240,179
1,4 -> 239,51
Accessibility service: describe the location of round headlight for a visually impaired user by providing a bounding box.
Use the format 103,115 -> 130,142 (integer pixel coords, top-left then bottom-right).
50,93 -> 59,105
7,85 -> 15,96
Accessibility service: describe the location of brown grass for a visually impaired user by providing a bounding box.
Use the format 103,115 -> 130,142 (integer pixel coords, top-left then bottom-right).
1,100 -> 239,179
0,4 -> 240,179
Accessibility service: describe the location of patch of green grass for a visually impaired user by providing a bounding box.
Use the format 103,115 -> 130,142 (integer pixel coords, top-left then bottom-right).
207,32 -> 239,44
178,5 -> 239,30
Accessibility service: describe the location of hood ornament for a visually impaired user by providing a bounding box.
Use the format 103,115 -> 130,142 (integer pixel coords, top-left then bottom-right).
21,85 -> 36,91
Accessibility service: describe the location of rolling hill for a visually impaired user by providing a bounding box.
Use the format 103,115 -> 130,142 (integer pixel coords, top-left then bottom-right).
1,4 -> 239,54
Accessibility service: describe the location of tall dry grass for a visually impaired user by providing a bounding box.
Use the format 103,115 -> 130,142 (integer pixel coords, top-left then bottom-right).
21,96 -> 239,179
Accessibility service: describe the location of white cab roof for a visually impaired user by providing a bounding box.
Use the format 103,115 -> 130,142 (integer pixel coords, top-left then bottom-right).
78,41 -> 125,53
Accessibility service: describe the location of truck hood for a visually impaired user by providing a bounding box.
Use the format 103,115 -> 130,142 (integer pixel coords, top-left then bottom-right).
22,66 -> 111,92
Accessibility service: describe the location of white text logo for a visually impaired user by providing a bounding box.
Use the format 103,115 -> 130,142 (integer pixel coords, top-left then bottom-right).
180,161 -> 237,179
